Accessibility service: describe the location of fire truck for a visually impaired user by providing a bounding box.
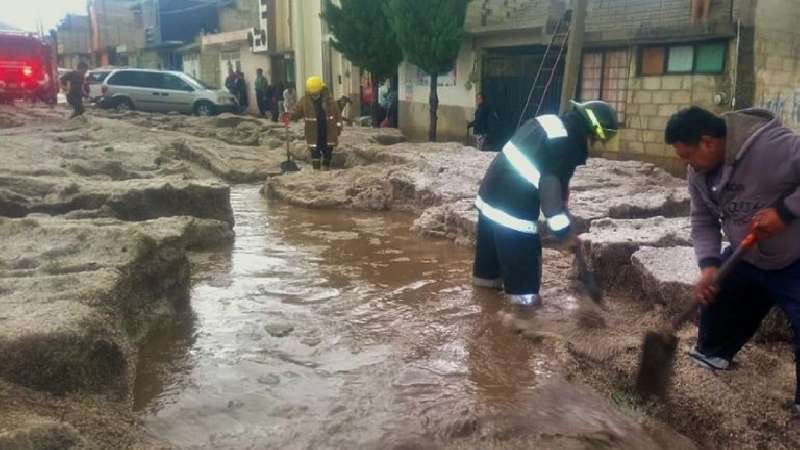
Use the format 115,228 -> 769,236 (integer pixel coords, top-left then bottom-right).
0,31 -> 58,105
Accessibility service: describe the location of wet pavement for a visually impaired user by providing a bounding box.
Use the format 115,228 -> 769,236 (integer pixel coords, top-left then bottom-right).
134,185 -> 692,449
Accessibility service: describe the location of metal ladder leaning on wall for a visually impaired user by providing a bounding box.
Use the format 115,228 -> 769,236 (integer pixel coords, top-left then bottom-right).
516,11 -> 572,129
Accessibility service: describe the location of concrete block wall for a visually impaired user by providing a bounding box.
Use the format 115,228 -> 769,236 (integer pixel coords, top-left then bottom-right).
587,0 -> 733,36
465,0 -> 552,31
752,0 -> 800,132
613,70 -> 729,174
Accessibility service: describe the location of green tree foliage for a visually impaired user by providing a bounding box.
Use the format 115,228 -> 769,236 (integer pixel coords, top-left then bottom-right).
321,0 -> 403,126
385,0 -> 469,141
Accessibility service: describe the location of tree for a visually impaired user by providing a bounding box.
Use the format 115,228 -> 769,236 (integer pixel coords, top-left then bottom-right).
385,0 -> 469,141
321,0 -> 403,127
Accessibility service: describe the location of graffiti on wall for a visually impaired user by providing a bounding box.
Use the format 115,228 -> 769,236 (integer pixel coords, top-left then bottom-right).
759,93 -> 785,121
758,91 -> 800,126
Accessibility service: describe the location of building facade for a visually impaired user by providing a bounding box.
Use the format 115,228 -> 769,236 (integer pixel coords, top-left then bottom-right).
398,0 -> 798,174
55,15 -> 92,69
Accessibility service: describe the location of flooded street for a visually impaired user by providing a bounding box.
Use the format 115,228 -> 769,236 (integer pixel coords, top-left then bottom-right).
134,185 -> 691,449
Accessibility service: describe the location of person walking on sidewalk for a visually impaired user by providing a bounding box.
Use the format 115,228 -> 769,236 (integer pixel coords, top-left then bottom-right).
665,106 -> 800,413
60,62 -> 88,119
472,100 -> 618,306
255,68 -> 270,117
286,76 -> 342,170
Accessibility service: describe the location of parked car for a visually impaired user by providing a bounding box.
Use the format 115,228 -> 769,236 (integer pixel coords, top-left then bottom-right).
100,68 -> 238,115
85,67 -> 120,102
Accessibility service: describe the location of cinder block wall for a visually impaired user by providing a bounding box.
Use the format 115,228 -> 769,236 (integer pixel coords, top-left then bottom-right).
610,56 -> 732,176
753,0 -> 800,132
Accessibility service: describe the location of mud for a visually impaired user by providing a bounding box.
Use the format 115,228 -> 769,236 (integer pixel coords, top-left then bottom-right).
134,186 -> 695,449
579,217 -> 692,292
1,103 -> 797,449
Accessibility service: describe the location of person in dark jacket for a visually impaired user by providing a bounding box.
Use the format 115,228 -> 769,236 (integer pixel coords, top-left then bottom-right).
225,68 -> 237,94
255,68 -> 270,117
665,106 -> 800,413
60,62 -> 88,119
270,82 -> 282,122
235,71 -> 248,113
473,100 -> 618,306
468,93 -> 492,150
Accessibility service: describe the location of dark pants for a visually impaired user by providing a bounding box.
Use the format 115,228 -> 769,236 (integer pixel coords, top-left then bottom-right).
271,102 -> 280,122
697,247 -> 800,403
310,145 -> 333,170
67,93 -> 84,117
473,212 -> 542,295
256,91 -> 268,116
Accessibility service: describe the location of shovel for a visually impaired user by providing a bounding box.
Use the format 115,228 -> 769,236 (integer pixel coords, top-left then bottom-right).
280,118 -> 300,173
635,230 -> 758,399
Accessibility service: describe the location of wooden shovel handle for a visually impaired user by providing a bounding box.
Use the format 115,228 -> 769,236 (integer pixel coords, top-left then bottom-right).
670,231 -> 758,330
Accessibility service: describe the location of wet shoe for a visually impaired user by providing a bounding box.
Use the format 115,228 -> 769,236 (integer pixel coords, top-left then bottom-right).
508,294 -> 542,307
688,347 -> 730,370
473,276 -> 502,290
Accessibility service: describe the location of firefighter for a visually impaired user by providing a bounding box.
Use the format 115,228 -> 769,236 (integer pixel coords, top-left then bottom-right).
286,76 -> 342,170
472,101 -> 618,306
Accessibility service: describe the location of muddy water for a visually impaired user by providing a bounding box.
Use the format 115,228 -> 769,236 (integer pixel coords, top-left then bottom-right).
134,185 -> 691,449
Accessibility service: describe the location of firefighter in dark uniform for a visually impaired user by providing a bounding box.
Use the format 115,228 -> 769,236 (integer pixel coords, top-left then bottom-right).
473,101 -> 619,306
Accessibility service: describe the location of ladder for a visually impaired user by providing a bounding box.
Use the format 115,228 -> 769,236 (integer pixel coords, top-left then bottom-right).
516,11 -> 572,129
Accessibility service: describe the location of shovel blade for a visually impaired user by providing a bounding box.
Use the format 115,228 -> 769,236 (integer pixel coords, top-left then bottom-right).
635,330 -> 678,399
281,160 -> 300,173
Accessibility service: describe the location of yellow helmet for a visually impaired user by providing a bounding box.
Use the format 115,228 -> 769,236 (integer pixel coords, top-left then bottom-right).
306,76 -> 324,95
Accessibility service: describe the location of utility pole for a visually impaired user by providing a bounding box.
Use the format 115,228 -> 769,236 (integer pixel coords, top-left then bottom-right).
559,0 -> 587,113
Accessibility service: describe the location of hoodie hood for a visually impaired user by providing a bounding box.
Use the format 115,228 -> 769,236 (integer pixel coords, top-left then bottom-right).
721,108 -> 775,164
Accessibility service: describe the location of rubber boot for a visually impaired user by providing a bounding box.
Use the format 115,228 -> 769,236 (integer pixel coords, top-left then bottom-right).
508,294 -> 542,307
311,159 -> 322,170
473,276 -> 503,290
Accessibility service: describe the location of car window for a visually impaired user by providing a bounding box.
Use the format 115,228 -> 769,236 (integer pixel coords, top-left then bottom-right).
107,71 -> 135,86
163,74 -> 192,91
138,72 -> 164,89
87,71 -> 109,82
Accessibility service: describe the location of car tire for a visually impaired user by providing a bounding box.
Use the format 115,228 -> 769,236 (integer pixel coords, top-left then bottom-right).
194,101 -> 216,116
114,97 -> 134,113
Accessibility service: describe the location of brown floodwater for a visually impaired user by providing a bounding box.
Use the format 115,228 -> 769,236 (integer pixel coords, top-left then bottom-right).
134,185 -> 695,449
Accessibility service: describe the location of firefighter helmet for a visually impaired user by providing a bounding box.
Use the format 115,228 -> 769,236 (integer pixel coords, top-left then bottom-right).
306,76 -> 325,95
570,100 -> 618,141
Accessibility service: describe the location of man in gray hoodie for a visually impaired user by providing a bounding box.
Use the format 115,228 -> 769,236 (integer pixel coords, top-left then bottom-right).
665,106 -> 800,411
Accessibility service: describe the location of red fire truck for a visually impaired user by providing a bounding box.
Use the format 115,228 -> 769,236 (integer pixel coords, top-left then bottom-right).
0,31 -> 58,105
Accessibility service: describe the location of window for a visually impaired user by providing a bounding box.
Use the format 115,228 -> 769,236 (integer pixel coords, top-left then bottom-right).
580,49 -> 630,125
107,70 -> 135,86
87,71 -> 110,83
163,74 -> 192,91
138,72 -> 164,89
640,41 -> 726,75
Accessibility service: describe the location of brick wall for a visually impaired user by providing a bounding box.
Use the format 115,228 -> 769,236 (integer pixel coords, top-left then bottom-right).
613,68 -> 731,174
587,0 -> 733,37
465,0 -> 557,32
752,0 -> 800,132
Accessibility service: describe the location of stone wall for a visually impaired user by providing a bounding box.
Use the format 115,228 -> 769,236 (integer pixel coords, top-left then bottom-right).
752,0 -> 800,132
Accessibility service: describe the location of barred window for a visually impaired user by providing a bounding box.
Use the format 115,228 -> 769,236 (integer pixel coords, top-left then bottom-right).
580,49 -> 630,125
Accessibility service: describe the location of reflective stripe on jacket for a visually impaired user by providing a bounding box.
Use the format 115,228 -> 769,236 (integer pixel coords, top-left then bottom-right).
477,112 -> 589,234
290,88 -> 343,147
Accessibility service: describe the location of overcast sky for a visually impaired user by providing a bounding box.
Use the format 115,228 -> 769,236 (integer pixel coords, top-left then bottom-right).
3,0 -> 88,32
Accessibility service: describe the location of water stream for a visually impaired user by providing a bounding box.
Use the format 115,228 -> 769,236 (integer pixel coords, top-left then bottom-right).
134,185 -> 692,449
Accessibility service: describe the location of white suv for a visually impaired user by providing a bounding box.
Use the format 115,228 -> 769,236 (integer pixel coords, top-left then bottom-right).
101,68 -> 238,116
